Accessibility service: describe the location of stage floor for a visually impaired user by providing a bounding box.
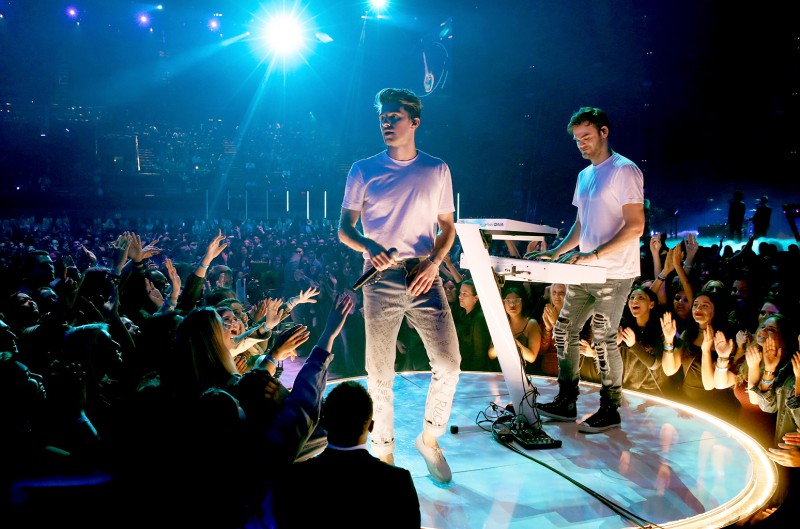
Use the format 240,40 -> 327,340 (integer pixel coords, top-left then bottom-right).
310,371 -> 777,529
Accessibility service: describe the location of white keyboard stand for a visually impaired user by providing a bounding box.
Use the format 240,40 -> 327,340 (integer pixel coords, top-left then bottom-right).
454,219 -> 606,447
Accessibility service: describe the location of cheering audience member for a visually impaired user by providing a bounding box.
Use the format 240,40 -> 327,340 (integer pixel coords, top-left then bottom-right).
660,289 -> 740,421
616,286 -> 676,397
537,283 -> 566,377
488,285 -> 542,375
456,279 -> 492,372
746,336 -> 800,528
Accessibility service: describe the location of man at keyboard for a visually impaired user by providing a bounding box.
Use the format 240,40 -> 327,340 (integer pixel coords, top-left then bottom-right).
525,107 -> 645,434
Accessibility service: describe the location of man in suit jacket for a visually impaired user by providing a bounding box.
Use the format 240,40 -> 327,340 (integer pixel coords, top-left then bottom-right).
273,380 -> 421,528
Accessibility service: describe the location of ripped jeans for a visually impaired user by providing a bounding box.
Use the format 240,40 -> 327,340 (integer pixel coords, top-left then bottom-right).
361,261 -> 461,457
554,278 -> 634,406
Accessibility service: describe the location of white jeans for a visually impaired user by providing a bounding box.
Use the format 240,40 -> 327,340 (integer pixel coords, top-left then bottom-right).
361,261 -> 461,456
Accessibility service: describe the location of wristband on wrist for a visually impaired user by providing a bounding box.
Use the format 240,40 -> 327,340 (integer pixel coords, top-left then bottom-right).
198,263 -> 209,269
715,364 -> 729,371
427,256 -> 440,266
763,370 -> 776,377
657,273 -> 667,281
761,377 -> 775,387
264,355 -> 279,368
663,343 -> 674,352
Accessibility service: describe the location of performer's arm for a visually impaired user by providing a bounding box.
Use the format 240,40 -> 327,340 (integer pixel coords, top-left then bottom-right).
551,214 -> 581,259
408,212 -> 455,296
592,203 -> 645,259
338,208 -> 394,270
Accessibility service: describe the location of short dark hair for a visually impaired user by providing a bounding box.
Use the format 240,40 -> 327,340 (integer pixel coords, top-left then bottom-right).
567,106 -> 610,135
322,381 -> 372,447
374,88 -> 422,121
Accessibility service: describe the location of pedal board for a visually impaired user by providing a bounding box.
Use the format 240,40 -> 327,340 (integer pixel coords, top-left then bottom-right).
511,427 -> 562,450
491,423 -> 513,443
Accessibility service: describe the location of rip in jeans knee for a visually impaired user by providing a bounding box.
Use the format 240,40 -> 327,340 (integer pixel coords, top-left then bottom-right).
591,312 -> 610,340
591,313 -> 611,373
554,317 -> 569,350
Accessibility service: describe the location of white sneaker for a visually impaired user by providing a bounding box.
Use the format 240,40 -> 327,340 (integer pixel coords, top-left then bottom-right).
415,433 -> 452,484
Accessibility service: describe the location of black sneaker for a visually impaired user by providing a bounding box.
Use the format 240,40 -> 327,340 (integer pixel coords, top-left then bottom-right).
535,394 -> 577,421
578,405 -> 621,433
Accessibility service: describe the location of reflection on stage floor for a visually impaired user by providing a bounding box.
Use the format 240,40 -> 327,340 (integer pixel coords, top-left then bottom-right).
321,371 -> 778,529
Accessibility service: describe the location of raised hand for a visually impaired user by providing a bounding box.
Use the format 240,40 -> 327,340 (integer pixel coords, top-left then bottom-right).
649,233 -> 661,256
79,242 -> 98,267
542,303 -> 558,331
619,327 -> 636,347
660,312 -> 677,344
761,334 -> 781,371
295,286 -> 320,305
713,330 -> 734,358
662,246 -> 676,274
259,298 -> 284,330
140,236 -> 163,260
203,230 -> 229,264
164,258 -> 181,295
145,278 -> 164,307
745,342 -> 762,371
700,324 -> 714,355
268,324 -> 311,362
671,243 -> 685,270
109,233 -> 131,272
323,293 -> 354,339
684,233 -> 699,262
736,329 -> 751,350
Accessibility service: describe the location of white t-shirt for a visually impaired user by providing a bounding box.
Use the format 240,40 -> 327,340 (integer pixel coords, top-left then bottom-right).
572,152 -> 644,279
341,150 -> 455,261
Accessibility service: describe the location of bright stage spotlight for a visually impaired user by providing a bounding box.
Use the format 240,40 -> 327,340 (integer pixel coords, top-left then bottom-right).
246,6 -> 315,67
209,17 -> 220,31
66,6 -> 79,19
369,0 -> 388,12
137,14 -> 150,27
264,13 -> 306,55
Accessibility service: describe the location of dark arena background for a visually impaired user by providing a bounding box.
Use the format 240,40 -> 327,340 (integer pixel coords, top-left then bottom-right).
0,1 -> 797,237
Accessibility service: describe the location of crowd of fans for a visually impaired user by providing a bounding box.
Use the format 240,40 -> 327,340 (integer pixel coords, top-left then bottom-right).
1,212 -> 799,527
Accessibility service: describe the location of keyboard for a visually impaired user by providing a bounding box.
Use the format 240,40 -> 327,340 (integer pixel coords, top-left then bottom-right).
457,218 -> 558,240
460,254 -> 607,285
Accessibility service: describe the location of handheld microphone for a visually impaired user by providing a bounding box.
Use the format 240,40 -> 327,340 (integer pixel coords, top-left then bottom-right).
352,248 -> 397,290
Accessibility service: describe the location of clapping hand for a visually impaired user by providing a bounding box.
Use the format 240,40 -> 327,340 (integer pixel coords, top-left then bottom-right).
619,327 -> 636,347
761,334 -> 782,371
542,303 -> 558,332
767,421 -> 800,468
713,329 -> 734,358
744,342 -> 762,371
660,312 -> 677,344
